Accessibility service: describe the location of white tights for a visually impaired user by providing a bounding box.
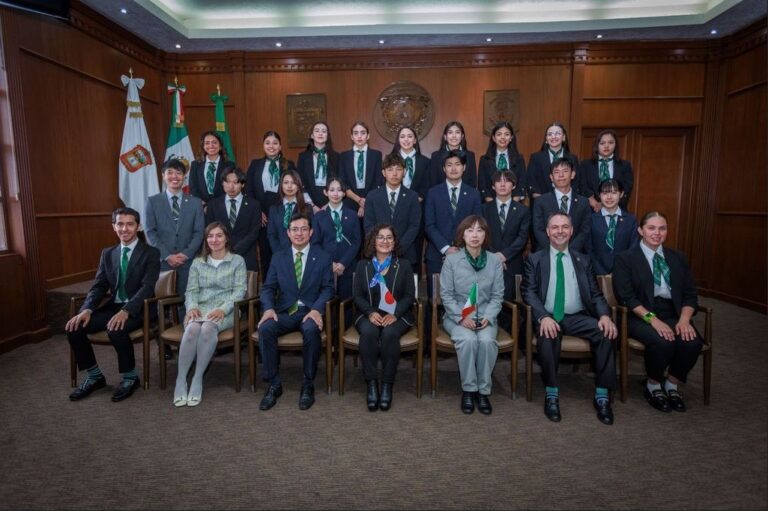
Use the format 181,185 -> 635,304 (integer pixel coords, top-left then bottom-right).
174,321 -> 219,400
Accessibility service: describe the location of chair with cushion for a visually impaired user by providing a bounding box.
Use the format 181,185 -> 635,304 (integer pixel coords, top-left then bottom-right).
430,273 -> 520,399
68,270 -> 177,390
338,273 -> 423,397
156,270 -> 258,392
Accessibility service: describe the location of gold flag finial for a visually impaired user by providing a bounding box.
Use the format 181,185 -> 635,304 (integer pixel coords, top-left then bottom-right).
129,67 -> 133,78
174,76 -> 179,87
216,83 -> 221,96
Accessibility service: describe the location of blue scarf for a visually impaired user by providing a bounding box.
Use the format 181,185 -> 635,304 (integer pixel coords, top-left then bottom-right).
369,255 -> 392,288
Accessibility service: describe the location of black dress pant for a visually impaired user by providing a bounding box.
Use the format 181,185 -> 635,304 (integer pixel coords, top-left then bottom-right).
258,306 -> 322,386
536,312 -> 617,389
627,297 -> 703,383
67,303 -> 142,374
356,316 -> 411,384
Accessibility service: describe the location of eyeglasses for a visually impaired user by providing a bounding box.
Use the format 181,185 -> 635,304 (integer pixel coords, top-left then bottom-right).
289,226 -> 310,233
376,236 -> 394,242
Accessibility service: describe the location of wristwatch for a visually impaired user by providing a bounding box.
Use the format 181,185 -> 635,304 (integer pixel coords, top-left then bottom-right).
643,311 -> 656,324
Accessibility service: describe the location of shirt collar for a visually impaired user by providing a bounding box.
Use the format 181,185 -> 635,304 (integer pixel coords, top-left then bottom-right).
400,149 -> 416,159
640,240 -> 664,258
386,185 -> 401,196
446,181 -> 462,194
166,189 -> 183,201
227,193 -> 243,203
283,197 -> 296,206
327,203 -> 343,215
549,245 -> 570,259
355,144 -> 368,152
496,197 -> 511,208
554,188 -> 572,202
206,156 -> 220,165
292,245 -> 308,258
601,207 -> 621,217
121,238 -> 139,252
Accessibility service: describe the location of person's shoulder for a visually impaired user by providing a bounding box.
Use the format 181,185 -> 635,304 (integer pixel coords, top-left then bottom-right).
510,200 -> 529,214
229,252 -> 246,265
392,257 -> 413,274
138,240 -> 160,256
184,194 -> 203,207
444,250 -> 464,264
308,245 -> 333,263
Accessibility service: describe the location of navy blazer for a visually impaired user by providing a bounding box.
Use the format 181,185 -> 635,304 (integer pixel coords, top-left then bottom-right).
261,245 -> 334,314
267,203 -> 314,254
297,148 -> 340,208
205,195 -> 262,272
578,158 -> 634,209
532,191 -> 591,253
188,159 -> 236,203
364,186 -> 422,267
428,149 -> 477,189
526,150 -> 579,197
353,258 -> 416,325
522,248 -> 610,324
612,244 -> 698,317
397,152 -> 431,201
81,241 -> 160,319
244,157 -> 297,210
478,153 -> 527,202
424,182 -> 482,263
338,148 -> 383,212
310,206 -> 362,269
482,200 -> 530,277
586,211 -> 639,275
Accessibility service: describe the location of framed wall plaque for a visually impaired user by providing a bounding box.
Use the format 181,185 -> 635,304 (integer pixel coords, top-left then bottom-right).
483,90 -> 520,135
373,81 -> 435,143
287,93 -> 326,147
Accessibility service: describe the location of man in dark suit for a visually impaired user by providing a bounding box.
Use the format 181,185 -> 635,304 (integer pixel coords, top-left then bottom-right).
364,153 -> 422,272
205,168 -> 261,272
257,212 -> 334,411
65,207 -> 160,402
532,158 -> 590,253
522,212 -> 618,425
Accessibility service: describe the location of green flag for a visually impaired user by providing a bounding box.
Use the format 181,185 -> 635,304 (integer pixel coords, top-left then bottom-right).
211,89 -> 235,162
165,81 -> 195,191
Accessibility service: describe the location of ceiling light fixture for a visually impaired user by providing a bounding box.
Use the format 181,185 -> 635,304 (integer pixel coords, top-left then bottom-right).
486,37 -> 493,42
275,42 -> 282,47
378,40 -> 385,44
120,8 -> 127,14
596,34 -> 603,39
175,43 -> 181,49
710,29 -> 718,35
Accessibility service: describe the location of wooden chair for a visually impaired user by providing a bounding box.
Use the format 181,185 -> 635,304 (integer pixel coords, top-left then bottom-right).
597,274 -> 713,404
430,273 -> 520,399
520,274 -> 617,401
68,270 -> 177,390
338,273 -> 423,397
156,270 -> 258,392
247,297 -> 337,394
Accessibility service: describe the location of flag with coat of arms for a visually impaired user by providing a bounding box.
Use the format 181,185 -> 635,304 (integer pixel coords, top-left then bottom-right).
164,78 -> 195,192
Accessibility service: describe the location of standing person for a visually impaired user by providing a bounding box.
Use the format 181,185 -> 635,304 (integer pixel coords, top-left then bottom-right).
297,122 -> 339,212
390,126 -> 431,202
65,207 -> 160,402
311,177 -> 361,303
612,212 -> 703,413
244,130 -> 296,277
338,121 -> 383,217
353,225 -> 416,411
428,121 -> 477,188
205,168 -> 262,272
526,122 -> 579,201
478,121 -> 526,204
267,170 -> 313,255
189,131 -> 235,206
257,212 -> 335,411
522,212 -> 618,425
440,215 -> 504,415
531,158 -> 591,253
173,222 -> 247,407
586,179 -> 638,275
578,129 -> 634,212
364,154 -> 422,274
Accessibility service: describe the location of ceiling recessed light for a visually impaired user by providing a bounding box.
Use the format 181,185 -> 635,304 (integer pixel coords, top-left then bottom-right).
486,37 -> 493,42
596,34 -> 603,39
175,43 -> 181,49
275,42 -> 282,47
378,40 -> 385,44
120,8 -> 127,14
710,29 -> 718,35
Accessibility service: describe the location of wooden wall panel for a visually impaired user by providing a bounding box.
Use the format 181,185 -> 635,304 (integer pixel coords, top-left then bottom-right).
709,215 -> 767,308
583,63 -> 706,98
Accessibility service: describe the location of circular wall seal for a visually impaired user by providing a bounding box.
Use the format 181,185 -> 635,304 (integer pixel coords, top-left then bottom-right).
373,81 -> 435,144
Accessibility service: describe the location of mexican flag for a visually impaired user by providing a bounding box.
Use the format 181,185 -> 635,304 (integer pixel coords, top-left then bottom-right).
461,282 -> 478,320
211,88 -> 235,161
164,80 -> 195,192
118,73 -> 159,218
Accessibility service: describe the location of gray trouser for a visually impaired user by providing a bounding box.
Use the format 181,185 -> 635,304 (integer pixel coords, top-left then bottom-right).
443,319 -> 499,395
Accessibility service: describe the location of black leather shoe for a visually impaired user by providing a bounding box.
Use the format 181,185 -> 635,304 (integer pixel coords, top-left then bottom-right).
476,393 -> 493,415
111,378 -> 140,402
69,376 -> 107,401
298,384 -> 315,410
666,388 -> 687,412
644,387 -> 672,413
366,380 -> 379,412
259,384 -> 283,410
593,398 -> 614,425
544,397 -> 562,422
461,391 -> 475,414
379,383 -> 393,411
164,344 -> 173,360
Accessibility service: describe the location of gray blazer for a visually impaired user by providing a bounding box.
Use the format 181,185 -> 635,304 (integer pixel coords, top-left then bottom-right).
439,250 -> 504,325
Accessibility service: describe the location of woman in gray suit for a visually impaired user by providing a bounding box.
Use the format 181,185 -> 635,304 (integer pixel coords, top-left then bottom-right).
439,215 -> 504,415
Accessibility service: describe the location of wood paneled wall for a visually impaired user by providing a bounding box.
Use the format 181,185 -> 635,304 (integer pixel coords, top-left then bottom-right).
0,3 -> 765,349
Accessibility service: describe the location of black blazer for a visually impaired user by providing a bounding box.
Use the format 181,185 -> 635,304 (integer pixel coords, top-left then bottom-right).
482,200 -> 531,277
189,159 -> 236,203
612,245 -> 698,317
205,195 -> 262,272
81,241 -> 161,319
338,148 -> 383,211
267,203 -> 313,254
522,248 -> 610,324
586,211 -> 638,275
397,152 -> 431,201
478,153 -> 526,202
578,158 -> 634,210
310,206 -> 362,269
428,149 -> 477,189
363,186 -> 422,268
532,191 -> 591,253
297,148 -> 340,208
353,258 -> 415,325
526,150 -> 579,197
244,157 -> 297,211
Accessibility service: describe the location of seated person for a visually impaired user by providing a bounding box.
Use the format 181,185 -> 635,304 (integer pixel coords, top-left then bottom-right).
586,178 -> 638,275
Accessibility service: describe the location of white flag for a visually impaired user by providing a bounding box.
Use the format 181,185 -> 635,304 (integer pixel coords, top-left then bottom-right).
118,74 -> 159,220
377,280 -> 396,315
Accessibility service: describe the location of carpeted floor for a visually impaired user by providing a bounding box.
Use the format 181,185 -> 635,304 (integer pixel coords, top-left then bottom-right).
0,296 -> 766,510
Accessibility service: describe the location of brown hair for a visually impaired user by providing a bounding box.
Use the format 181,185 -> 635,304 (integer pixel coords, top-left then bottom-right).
382,153 -> 405,171
200,221 -> 231,259
198,130 -> 227,161
639,211 -> 668,227
363,224 -> 401,259
453,215 -> 491,249
278,169 -> 308,213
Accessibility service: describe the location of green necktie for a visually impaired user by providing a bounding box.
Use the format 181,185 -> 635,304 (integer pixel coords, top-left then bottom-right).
605,214 -> 617,250
268,158 -> 280,187
117,246 -> 130,302
288,250 -> 303,314
553,252 -> 565,322
356,150 -> 365,182
405,156 -> 414,182
389,191 -> 396,216
283,202 -> 294,229
548,149 -> 562,163
314,148 -> 327,180
559,195 -> 569,213
499,202 -> 507,224
171,195 -> 180,223
332,210 -> 343,242
653,253 -> 671,287
599,158 -> 612,182
206,161 -> 216,195
497,153 -> 508,170
229,198 -> 237,229
450,186 -> 458,212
